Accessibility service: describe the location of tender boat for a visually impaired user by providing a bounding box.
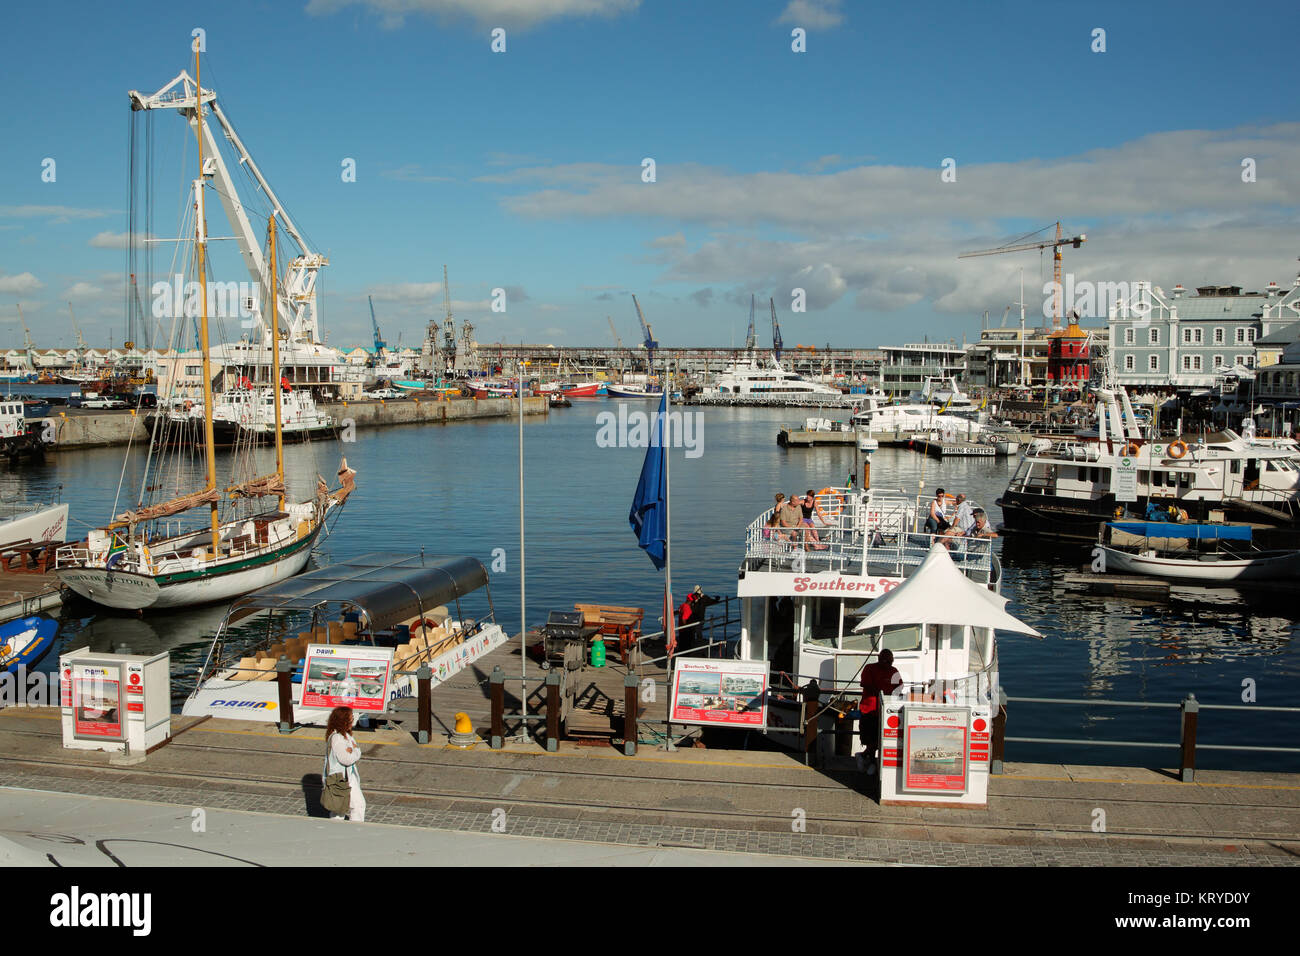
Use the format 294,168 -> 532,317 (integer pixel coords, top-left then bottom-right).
606,383 -> 663,399
0,616 -> 59,673
1095,521 -> 1300,582
183,552 -> 509,723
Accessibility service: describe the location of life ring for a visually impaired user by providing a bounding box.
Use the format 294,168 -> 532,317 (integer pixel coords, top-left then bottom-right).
1123,443 -> 1140,456
1168,440 -> 1189,460
816,487 -> 846,518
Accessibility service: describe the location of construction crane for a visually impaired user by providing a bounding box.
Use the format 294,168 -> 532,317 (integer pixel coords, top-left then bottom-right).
367,295 -> 387,366
770,298 -> 783,363
631,294 -> 657,371
744,295 -> 757,352
958,221 -> 1086,330
68,302 -> 88,351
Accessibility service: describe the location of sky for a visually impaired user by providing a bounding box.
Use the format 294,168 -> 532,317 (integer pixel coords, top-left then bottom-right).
1,0 -> 1298,352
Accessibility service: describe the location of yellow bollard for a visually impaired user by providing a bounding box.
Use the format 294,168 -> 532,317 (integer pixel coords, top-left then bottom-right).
454,712 -> 472,734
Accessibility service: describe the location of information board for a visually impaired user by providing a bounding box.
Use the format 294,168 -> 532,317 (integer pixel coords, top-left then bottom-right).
299,645 -> 393,713
901,705 -> 970,794
1113,455 -> 1138,502
669,659 -> 768,728
71,662 -> 124,740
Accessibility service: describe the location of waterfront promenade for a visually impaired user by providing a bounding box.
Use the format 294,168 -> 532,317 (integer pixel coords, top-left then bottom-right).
1,707 -> 1295,867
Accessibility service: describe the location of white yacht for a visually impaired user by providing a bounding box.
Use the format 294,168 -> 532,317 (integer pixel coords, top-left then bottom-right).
708,357 -> 843,400
851,398 -> 984,440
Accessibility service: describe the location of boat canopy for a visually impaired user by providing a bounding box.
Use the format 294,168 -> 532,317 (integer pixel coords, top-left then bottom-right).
1109,522 -> 1252,541
223,551 -> 491,629
852,544 -> 1041,638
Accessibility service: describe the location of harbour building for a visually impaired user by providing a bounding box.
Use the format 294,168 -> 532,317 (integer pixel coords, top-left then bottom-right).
1108,280 -> 1300,390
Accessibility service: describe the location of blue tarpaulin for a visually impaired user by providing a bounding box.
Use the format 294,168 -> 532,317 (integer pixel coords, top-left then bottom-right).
628,391 -> 668,569
1109,522 -> 1253,541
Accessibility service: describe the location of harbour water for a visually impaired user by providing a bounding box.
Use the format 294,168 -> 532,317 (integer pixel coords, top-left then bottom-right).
12,400 -> 1299,771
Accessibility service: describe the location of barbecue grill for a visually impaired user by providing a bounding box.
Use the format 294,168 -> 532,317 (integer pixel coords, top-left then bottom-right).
539,611 -> 598,670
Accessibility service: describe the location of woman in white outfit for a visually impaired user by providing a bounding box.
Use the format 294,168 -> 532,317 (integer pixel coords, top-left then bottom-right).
324,706 -> 365,822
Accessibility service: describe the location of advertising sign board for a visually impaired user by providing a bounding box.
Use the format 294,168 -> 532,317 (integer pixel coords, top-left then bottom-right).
670,659 -> 768,728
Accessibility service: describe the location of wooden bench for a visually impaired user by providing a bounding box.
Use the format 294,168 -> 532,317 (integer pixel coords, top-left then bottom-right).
573,603 -> 644,664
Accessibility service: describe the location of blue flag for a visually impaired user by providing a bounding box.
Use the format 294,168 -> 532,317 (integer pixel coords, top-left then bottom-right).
628,391 -> 668,569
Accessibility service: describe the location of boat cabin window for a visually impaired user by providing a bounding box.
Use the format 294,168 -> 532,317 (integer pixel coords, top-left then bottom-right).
881,623 -> 923,653
801,597 -> 843,648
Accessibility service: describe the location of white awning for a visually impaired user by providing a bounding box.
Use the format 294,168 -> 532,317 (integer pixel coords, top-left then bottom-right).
852,544 -> 1042,637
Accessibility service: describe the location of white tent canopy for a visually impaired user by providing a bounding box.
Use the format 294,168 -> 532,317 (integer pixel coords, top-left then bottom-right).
852,544 -> 1042,638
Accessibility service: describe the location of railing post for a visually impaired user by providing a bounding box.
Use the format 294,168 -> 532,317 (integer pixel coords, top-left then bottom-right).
1180,693 -> 1199,783
545,669 -> 561,752
490,666 -> 505,749
275,655 -> 294,733
623,671 -> 638,756
802,679 -> 820,764
416,663 -> 432,744
990,685 -> 1007,775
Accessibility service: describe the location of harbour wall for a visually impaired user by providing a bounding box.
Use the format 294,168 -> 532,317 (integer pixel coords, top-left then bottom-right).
42,395 -> 548,451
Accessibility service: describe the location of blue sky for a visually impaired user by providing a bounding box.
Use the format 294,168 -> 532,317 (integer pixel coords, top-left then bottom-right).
1,0 -> 1297,351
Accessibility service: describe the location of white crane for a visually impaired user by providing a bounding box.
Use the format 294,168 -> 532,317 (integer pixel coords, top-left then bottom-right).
128,69 -> 328,347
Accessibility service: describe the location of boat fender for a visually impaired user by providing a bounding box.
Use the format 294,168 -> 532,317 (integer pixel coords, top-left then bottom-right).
1123,443 -> 1140,456
0,645 -> 9,658
1168,440 -> 1189,459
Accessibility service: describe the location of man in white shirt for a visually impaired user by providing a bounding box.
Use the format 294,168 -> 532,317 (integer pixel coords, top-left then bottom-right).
953,493 -> 975,535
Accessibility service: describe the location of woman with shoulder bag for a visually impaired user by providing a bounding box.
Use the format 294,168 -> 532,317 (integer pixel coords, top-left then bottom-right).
322,706 -> 365,822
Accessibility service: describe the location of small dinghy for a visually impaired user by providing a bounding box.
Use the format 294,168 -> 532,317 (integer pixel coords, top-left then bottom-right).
0,616 -> 59,673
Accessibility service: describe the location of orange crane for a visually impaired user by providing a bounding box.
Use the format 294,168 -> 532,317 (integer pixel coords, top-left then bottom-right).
958,222 -> 1086,330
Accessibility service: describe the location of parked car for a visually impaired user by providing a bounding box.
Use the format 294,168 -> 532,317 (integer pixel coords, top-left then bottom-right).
71,391 -> 127,410
364,388 -> 404,400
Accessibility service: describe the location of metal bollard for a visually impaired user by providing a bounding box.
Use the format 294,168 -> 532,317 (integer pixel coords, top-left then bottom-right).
545,669 -> 561,752
490,666 -> 505,749
1180,693 -> 1199,783
990,685 -> 1008,775
275,655 -> 294,733
623,671 -> 638,757
416,663 -> 432,744
802,680 -> 820,765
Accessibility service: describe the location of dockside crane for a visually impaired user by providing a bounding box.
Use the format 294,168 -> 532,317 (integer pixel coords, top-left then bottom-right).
770,298 -> 783,363
68,302 -> 88,352
744,295 -> 757,352
958,221 -> 1086,330
631,294 -> 657,371
441,265 -> 457,370
15,304 -> 35,368
367,295 -> 387,367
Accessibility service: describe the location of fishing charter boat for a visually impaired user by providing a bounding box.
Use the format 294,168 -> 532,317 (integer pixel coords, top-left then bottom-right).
183,552 -> 509,723
998,386 -> 1300,540
1095,521 -> 1300,582
55,47 -> 355,611
607,382 -> 663,399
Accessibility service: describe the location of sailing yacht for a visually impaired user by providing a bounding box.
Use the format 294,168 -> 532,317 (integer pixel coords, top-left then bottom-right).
55,48 -> 355,611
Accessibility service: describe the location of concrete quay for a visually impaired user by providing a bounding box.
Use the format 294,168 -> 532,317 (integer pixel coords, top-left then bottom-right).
1,706 -> 1296,867
39,395 -> 547,451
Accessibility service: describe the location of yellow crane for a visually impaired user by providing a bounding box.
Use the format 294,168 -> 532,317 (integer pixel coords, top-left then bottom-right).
958,222 -> 1086,331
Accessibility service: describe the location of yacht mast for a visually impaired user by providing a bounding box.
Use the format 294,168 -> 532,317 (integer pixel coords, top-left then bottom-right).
269,216 -> 285,511
194,43 -> 220,555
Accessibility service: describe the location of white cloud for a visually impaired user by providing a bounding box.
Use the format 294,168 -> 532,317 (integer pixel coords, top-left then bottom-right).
305,0 -> 640,30
65,281 -> 102,299
776,0 -> 844,30
0,272 -> 45,295
0,206 -> 114,225
367,282 -> 445,303
381,164 -> 454,183
88,231 -> 148,249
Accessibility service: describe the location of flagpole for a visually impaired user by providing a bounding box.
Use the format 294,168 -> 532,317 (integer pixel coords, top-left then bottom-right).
663,357 -> 673,750
518,359 -> 526,697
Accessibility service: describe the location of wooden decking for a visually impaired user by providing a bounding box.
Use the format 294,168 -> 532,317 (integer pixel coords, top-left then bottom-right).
392,631 -> 672,744
0,568 -> 63,624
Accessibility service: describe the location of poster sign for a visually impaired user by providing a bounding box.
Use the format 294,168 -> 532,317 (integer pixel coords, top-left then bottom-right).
670,659 -> 768,728
299,645 -> 393,713
1114,456 -> 1138,502
902,705 -> 970,794
72,662 -> 124,739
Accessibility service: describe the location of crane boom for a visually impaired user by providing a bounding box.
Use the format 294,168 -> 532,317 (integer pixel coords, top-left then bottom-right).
632,294 -> 657,370
744,294 -> 756,351
958,221 -> 1086,329
770,298 -> 783,362
368,295 -> 387,355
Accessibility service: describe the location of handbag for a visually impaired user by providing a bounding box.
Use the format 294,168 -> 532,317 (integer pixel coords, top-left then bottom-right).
320,733 -> 352,815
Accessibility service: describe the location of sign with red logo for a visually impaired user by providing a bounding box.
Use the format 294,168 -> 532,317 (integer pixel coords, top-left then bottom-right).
901,705 -> 970,794
71,663 -> 124,740
300,645 -> 393,713
670,659 -> 768,728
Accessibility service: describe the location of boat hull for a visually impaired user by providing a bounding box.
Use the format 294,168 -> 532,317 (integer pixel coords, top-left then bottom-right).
0,616 -> 58,673
0,503 -> 69,548
57,526 -> 320,611
1098,546 -> 1300,582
